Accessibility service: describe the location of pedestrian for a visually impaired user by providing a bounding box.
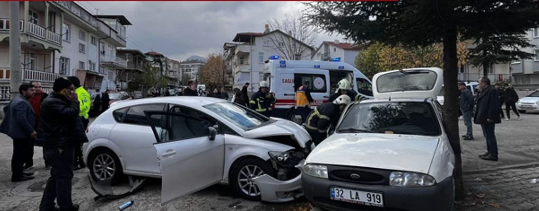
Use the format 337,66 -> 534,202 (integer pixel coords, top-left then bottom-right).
220,87 -> 229,100
459,82 -> 474,140
208,88 -> 221,98
304,95 -> 351,145
296,81 -> 314,123
495,84 -> 505,119
502,83 -> 520,120
249,81 -> 277,117
67,76 -> 91,170
241,83 -> 250,105
233,91 -> 246,106
101,89 -> 110,112
93,89 -> 102,116
28,81 -> 49,169
0,83 -> 36,182
37,77 -> 86,211
474,77 -> 501,161
183,80 -> 198,96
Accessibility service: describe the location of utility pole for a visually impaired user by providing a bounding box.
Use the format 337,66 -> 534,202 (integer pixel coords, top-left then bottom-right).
9,1 -> 22,100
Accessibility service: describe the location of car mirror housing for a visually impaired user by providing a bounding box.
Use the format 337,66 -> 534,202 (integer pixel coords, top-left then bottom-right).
208,127 -> 217,141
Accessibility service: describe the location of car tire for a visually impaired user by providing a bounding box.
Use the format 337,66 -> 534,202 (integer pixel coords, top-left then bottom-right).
230,157 -> 277,201
88,149 -> 123,185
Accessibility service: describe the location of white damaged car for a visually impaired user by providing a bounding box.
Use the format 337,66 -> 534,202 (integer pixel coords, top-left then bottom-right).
302,68 -> 456,211
83,97 -> 314,204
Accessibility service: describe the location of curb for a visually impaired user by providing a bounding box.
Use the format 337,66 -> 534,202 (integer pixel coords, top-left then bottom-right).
463,162 -> 539,175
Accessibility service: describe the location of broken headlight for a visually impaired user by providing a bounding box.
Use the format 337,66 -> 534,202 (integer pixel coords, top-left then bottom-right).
268,150 -> 305,168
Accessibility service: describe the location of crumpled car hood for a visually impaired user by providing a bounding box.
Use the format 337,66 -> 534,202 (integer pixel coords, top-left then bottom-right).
242,118 -> 310,148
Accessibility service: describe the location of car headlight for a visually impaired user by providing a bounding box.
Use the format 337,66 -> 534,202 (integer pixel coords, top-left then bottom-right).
303,164 -> 328,179
389,171 -> 436,187
268,150 -> 305,168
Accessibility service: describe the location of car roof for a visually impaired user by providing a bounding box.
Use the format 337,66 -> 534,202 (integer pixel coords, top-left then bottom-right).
109,96 -> 228,108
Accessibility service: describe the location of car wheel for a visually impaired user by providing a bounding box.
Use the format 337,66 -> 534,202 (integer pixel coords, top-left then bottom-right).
88,149 -> 123,185
518,110 -> 526,113
230,157 -> 277,201
287,109 -> 303,125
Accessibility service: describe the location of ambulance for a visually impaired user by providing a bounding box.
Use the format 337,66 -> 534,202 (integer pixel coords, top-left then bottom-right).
262,56 -> 373,123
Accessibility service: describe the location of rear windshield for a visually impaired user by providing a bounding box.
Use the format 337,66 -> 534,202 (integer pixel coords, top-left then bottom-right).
376,70 -> 438,93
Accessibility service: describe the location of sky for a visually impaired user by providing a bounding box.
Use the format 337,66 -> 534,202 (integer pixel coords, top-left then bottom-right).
78,1 -> 345,61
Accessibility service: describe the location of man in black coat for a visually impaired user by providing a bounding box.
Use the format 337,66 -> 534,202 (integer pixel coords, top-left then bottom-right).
241,82 -> 250,106
502,83 -> 521,120
474,77 -> 501,161
36,77 -> 86,211
101,90 -> 110,112
459,82 -> 475,140
93,89 -> 102,116
183,80 -> 199,96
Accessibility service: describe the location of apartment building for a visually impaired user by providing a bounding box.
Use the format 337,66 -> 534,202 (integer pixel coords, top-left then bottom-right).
223,25 -> 314,91
169,59 -> 181,85
116,48 -> 147,91
145,51 -> 177,88
0,1 -> 131,100
510,27 -> 539,90
179,56 -> 206,84
311,40 -> 363,67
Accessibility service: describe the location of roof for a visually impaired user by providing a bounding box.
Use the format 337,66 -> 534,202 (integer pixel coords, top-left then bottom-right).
231,30 -> 314,50
117,49 -> 145,57
95,15 -> 132,25
145,51 -> 164,57
110,96 -> 227,109
324,41 -> 364,50
180,60 -> 206,64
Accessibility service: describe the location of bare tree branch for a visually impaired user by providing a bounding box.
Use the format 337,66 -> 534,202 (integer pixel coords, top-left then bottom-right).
266,13 -> 318,60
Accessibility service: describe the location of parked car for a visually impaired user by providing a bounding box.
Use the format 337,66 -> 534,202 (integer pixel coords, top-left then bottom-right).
83,97 -> 314,204
516,90 -> 539,113
302,67 -> 455,211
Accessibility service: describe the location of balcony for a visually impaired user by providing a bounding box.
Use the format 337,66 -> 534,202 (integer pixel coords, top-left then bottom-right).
0,19 -> 61,47
101,56 -> 128,68
233,64 -> 251,74
0,67 -> 62,83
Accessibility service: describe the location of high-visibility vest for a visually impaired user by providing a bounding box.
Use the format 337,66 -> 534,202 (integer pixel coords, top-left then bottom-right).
296,86 -> 310,107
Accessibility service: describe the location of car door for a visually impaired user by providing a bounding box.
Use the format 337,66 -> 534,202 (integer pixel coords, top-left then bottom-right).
145,111 -> 225,205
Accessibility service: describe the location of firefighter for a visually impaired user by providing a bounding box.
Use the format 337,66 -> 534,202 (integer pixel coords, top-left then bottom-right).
328,79 -> 358,102
250,81 -> 277,117
304,94 -> 351,145
296,80 -> 314,123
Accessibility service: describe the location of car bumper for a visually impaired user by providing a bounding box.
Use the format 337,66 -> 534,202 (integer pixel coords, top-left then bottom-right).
252,160 -> 305,203
302,174 -> 454,211
517,104 -> 539,111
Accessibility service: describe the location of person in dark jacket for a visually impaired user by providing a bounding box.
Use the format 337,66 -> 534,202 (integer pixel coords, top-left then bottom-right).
495,84 -> 505,119
93,89 -> 102,116
459,82 -> 475,140
27,81 -> 49,169
0,83 -> 36,182
502,83 -> 520,120
474,77 -> 501,161
36,77 -> 86,211
234,91 -> 246,106
183,80 -> 199,96
250,81 -> 277,117
241,83 -> 250,105
220,88 -> 229,100
304,94 -> 351,145
101,90 -> 110,112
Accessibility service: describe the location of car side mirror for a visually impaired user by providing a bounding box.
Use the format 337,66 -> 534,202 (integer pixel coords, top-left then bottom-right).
208,127 -> 217,141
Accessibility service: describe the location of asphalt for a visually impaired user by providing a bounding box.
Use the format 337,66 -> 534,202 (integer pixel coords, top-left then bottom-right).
0,111 -> 537,211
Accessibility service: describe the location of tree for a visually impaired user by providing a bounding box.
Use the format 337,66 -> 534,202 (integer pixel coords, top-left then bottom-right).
355,42 -> 384,80
468,33 -> 535,77
305,0 -> 539,200
142,66 -> 167,90
267,13 -> 317,60
199,53 -> 226,88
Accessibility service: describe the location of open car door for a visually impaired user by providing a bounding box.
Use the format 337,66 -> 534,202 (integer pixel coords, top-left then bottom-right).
144,111 -> 225,205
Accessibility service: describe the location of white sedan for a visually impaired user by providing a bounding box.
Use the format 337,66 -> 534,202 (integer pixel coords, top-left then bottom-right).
516,90 -> 539,113
302,68 -> 455,211
83,97 -> 314,204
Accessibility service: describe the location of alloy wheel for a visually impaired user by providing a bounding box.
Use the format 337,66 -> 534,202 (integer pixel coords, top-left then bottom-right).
237,165 -> 265,196
92,153 -> 116,180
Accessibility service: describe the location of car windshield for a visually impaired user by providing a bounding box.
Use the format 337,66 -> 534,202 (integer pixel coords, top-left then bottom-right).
337,102 -> 441,136
109,93 -> 121,100
203,102 -> 270,130
528,91 -> 539,97
376,70 -> 437,93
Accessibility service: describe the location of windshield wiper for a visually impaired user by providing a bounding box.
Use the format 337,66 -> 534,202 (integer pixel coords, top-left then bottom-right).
337,128 -> 372,133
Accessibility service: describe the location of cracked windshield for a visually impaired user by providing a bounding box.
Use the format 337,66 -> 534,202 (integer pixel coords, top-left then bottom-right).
1,1 -> 538,211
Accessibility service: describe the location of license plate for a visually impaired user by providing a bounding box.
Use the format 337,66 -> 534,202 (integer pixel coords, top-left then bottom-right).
521,105 -> 532,108
330,187 -> 384,207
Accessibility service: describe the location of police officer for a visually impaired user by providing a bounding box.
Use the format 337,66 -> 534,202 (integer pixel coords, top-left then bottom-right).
304,94 -> 351,145
296,81 -> 314,123
250,81 -> 277,117
328,79 -> 358,102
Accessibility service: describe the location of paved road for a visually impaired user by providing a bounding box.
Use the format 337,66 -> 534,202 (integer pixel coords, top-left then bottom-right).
0,112 -> 537,211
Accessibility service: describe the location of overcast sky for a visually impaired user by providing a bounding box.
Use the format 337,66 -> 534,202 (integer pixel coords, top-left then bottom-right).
78,1 -> 345,61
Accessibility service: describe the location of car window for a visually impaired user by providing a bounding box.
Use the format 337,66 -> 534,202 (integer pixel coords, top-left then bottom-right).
528,91 -> 539,97
113,107 -> 128,122
337,102 -> 441,136
376,70 -> 438,93
294,73 -> 327,93
123,104 -> 166,126
356,78 -> 373,96
168,104 -> 217,125
150,114 -> 211,143
203,102 -> 269,130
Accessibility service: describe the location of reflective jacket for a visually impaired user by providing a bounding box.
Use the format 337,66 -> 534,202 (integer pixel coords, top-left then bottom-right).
296,86 -> 314,107
75,87 -> 91,119
250,91 -> 277,116
304,102 -> 340,133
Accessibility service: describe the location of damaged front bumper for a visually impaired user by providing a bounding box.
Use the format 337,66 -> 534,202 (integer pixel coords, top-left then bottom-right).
252,160 -> 305,203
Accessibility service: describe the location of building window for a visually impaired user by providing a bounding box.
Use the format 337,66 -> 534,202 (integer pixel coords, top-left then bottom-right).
79,30 -> 86,41
89,60 -> 96,71
79,43 -> 85,54
59,57 -> 70,75
334,48 -> 336,52
29,10 -> 38,24
535,49 -> 539,61
259,72 -> 263,81
79,61 -> 85,70
258,52 -> 264,63
62,23 -> 70,42
534,28 -> 539,38
90,36 -> 97,45
26,53 -> 36,70
263,40 -> 270,47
